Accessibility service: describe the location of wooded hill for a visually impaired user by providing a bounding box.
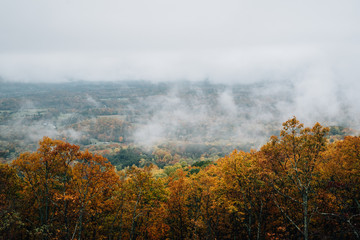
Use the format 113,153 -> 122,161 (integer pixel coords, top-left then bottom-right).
1,117 -> 360,240
0,81 -> 354,166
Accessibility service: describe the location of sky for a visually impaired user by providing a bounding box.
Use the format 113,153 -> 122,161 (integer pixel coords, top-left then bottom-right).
0,0 -> 359,83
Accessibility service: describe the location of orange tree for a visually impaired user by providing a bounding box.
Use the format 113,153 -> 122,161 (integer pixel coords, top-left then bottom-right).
13,137 -> 81,239
184,164 -> 229,240
260,117 -> 329,240
122,165 -> 168,240
104,165 -> 168,240
12,137 -> 119,240
216,150 -> 270,240
318,136 -> 360,239
165,169 -> 192,240
0,163 -> 24,239
70,150 -> 118,240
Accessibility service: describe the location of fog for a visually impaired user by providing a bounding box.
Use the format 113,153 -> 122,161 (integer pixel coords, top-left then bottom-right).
132,79 -> 338,149
1,0 -> 360,150
1,0 -> 359,83
0,99 -> 83,144
0,78 -> 359,154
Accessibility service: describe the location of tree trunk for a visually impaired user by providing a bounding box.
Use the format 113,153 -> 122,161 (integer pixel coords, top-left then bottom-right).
256,200 -> 263,240
303,191 -> 309,240
130,190 -> 142,240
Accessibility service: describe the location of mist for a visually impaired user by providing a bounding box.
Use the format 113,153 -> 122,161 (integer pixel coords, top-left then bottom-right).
1,0 -> 360,153
1,0 -> 359,83
131,76 -> 358,149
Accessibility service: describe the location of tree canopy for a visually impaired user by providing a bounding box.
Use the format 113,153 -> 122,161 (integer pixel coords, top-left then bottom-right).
1,117 -> 360,239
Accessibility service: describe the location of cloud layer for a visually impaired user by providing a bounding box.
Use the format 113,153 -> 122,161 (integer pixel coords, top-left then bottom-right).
0,0 -> 359,83
1,0 -> 360,146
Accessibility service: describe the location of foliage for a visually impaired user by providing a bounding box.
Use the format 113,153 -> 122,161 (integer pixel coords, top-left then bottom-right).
106,147 -> 154,169
1,118 -> 360,239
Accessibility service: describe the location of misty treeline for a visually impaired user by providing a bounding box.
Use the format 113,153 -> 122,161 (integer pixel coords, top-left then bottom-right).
4,80 -> 354,163
0,80 -> 278,161
1,117 -> 360,240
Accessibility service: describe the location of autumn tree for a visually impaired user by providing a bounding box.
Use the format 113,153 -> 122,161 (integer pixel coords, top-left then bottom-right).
0,164 -> 24,239
187,164 -> 230,240
260,117 -> 329,240
106,165 -> 168,240
3,117 -> 360,239
70,150 -> 119,240
318,136 -> 360,239
166,169 -> 192,240
216,150 -> 269,240
13,137 -> 81,239
12,137 -> 119,240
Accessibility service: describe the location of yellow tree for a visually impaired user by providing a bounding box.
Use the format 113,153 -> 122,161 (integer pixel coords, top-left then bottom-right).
260,117 -> 329,240
187,164 -> 230,240
166,169 -> 192,240
0,163 -> 25,239
12,137 -> 119,240
216,150 -> 269,240
13,137 -> 81,239
70,150 -> 118,240
125,165 -> 168,240
318,136 -> 360,239
108,165 -> 168,240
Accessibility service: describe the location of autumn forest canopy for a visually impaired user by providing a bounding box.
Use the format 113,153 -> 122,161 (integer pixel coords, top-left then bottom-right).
1,117 -> 360,240
0,81 -> 359,240
1,0 -> 360,238
0,81 -> 360,240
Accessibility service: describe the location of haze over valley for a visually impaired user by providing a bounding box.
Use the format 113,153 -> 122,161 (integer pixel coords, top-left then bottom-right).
0,79 -> 357,165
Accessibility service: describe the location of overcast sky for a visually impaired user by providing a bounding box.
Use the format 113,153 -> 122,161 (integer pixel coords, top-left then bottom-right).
0,0 -> 359,83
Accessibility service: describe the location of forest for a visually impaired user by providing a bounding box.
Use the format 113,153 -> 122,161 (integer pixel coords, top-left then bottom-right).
0,80 -> 354,166
1,117 -> 360,240
2,0 -> 360,238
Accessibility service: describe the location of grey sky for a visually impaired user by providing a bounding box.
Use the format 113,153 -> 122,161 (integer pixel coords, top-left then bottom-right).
0,0 -> 359,82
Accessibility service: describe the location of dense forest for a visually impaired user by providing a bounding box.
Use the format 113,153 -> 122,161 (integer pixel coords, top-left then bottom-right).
2,0 -> 359,238
0,81 -> 354,165
1,117 -> 360,240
